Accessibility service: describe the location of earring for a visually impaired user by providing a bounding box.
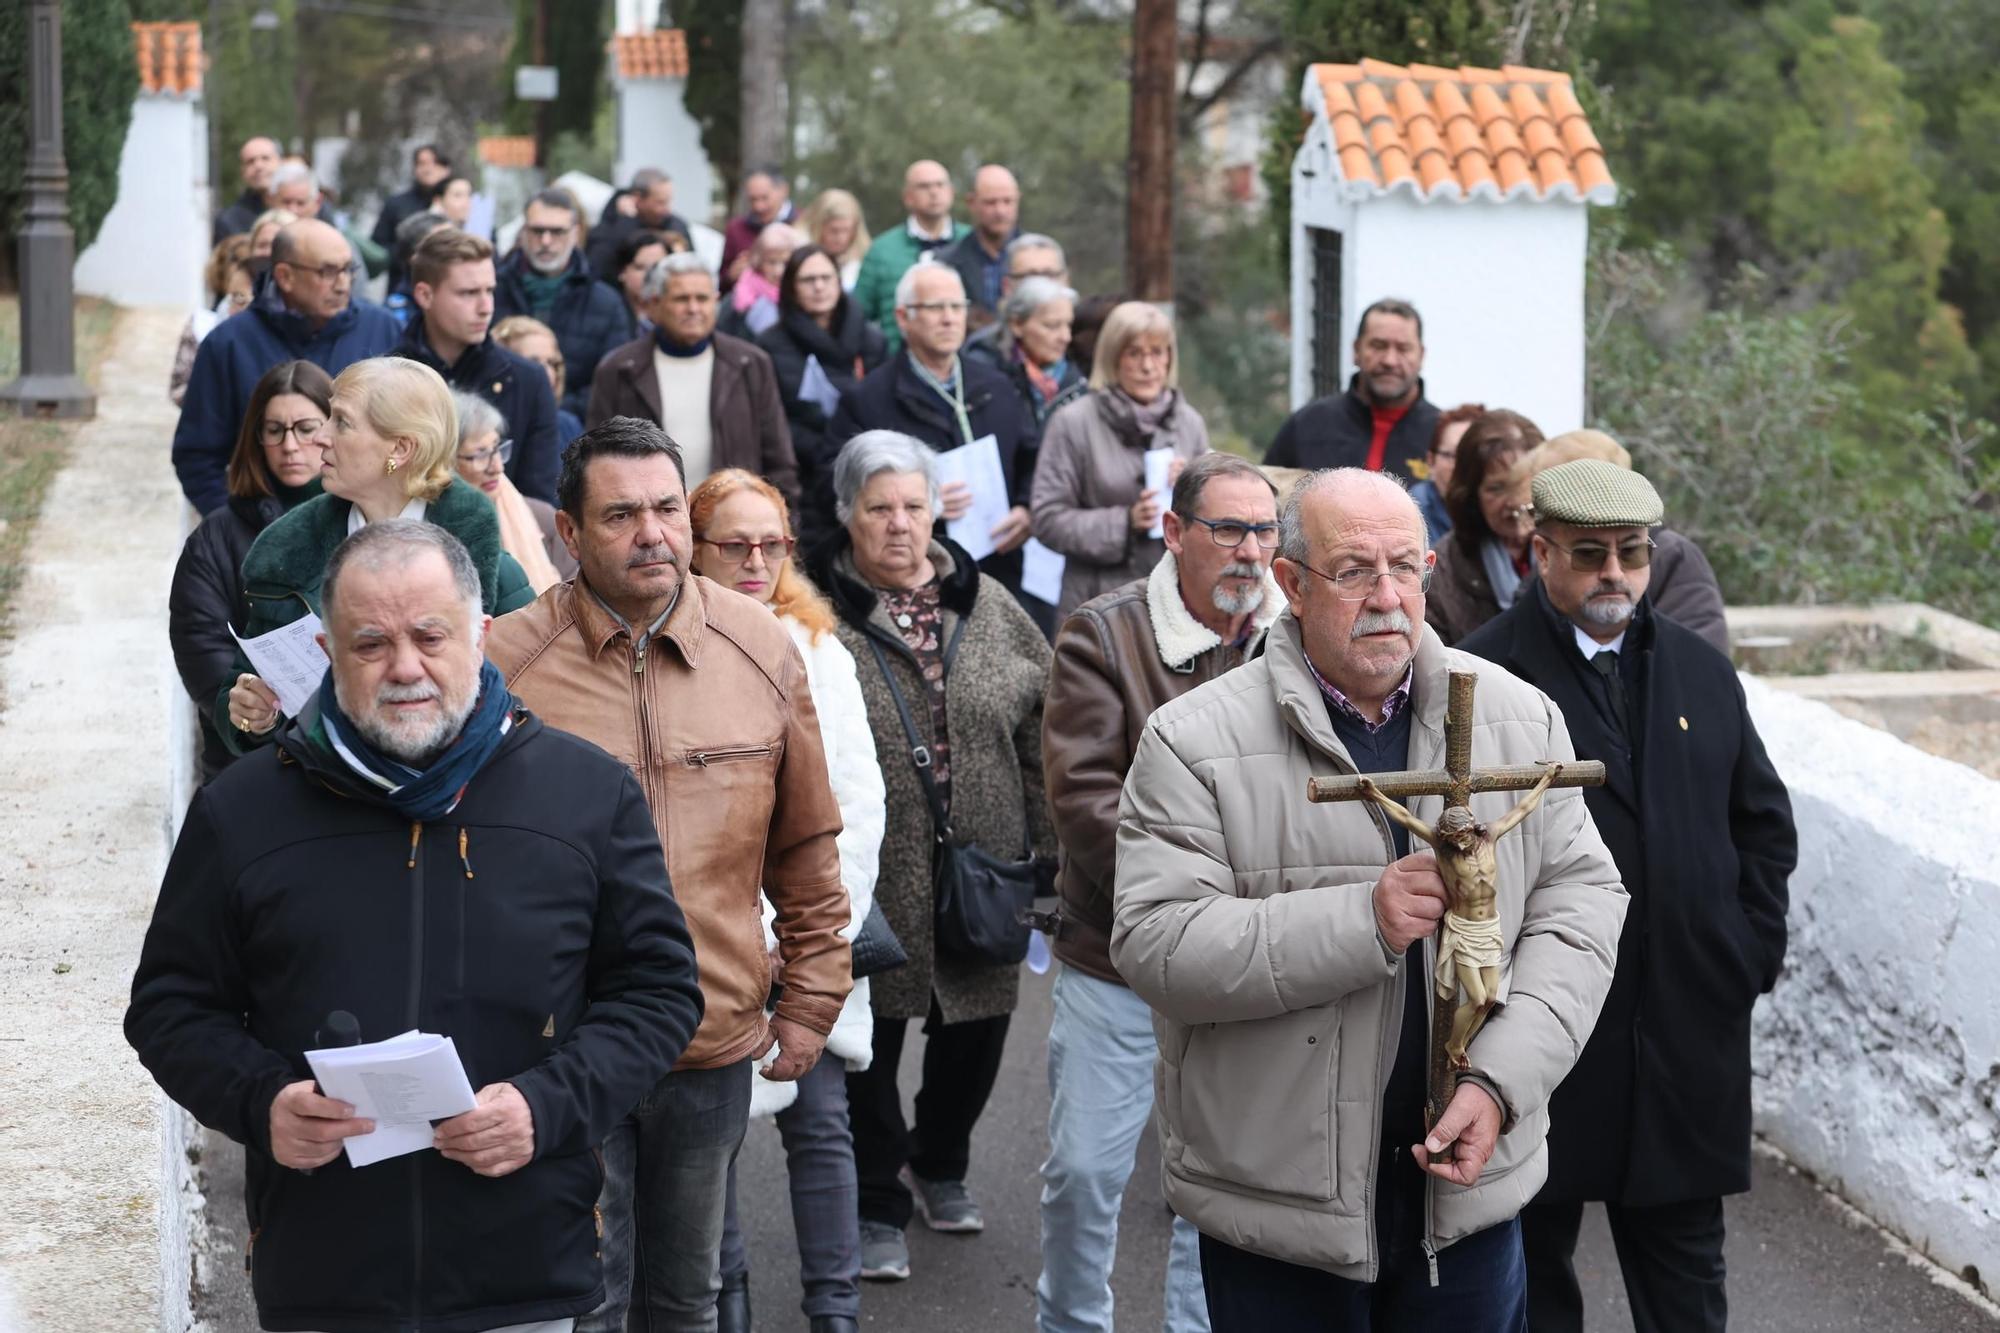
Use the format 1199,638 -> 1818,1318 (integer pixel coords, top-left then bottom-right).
386,457 -> 399,474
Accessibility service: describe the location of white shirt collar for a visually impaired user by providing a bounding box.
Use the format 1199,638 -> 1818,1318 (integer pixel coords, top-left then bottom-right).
346,495 -> 428,536
1573,622 -> 1626,659
906,215 -> 954,243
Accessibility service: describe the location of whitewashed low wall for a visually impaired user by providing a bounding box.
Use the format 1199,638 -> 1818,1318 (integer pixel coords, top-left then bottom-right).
1745,676 -> 2000,1288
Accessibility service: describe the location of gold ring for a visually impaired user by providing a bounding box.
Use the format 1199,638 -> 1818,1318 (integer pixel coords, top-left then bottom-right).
235,714 -> 251,731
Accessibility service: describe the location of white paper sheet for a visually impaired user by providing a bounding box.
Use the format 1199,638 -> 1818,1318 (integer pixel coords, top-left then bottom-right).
744,296 -> 780,334
1143,447 -> 1175,539
798,354 -> 842,418
1021,538 -> 1065,606
933,434 -> 1009,562
230,614 -> 330,718
305,1030 -> 479,1168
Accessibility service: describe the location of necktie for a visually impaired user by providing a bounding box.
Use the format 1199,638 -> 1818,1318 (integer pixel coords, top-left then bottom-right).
1590,649 -> 1628,736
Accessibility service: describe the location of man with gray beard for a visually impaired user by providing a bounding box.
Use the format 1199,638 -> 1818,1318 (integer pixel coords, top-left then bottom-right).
127,520 -> 704,1333
1035,452 -> 1284,1333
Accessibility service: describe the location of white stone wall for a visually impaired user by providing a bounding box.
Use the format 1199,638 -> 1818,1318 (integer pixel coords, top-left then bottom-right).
1744,676 -> 2000,1286
75,96 -> 207,311
614,79 -> 717,228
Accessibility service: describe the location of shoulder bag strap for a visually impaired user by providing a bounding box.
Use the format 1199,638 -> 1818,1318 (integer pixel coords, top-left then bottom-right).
864,634 -> 954,841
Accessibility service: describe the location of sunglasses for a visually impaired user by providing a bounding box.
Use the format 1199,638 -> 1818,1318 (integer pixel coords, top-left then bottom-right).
1540,535 -> 1656,571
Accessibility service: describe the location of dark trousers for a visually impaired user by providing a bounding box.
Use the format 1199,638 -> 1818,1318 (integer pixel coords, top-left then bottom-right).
1198,1150 -> 1527,1332
1521,1197 -> 1727,1333
846,994 -> 1011,1230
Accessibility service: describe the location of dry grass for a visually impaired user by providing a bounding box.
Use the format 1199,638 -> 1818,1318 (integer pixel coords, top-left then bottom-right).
0,296 -> 118,637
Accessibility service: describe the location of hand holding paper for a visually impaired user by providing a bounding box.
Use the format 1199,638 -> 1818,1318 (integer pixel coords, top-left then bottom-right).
933,436 -> 1009,561
231,614 -> 331,718
1142,447 -> 1175,539
305,1030 -> 479,1167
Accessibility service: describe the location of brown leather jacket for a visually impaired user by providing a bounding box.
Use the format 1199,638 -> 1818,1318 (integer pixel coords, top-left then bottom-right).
485,575 -> 851,1070
1042,553 -> 1284,983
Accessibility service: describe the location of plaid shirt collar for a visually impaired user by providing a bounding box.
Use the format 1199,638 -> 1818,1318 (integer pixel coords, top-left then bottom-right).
1303,651 -> 1414,734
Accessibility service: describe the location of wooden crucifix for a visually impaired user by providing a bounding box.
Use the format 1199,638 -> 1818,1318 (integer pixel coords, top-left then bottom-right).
1308,669 -> 1606,1131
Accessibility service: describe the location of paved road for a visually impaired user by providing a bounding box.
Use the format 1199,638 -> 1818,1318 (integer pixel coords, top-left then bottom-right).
199,963 -> 1996,1331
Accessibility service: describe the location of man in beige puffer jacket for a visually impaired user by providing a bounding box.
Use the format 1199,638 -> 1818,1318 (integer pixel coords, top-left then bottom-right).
1112,469 -> 1625,1330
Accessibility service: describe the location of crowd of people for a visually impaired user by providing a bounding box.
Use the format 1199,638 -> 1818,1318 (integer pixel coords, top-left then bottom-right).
126,139 -> 1797,1333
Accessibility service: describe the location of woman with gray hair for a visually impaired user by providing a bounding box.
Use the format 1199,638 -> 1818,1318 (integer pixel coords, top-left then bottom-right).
805,430 -> 1056,1286
449,391 -> 570,591
993,275 -> 1085,430
1029,300 -> 1212,621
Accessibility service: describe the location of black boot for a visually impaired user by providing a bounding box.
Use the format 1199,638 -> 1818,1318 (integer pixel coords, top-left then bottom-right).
808,1318 -> 858,1333
717,1271 -> 751,1333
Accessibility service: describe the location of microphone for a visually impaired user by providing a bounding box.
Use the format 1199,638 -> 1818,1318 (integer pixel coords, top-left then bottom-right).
315,1010 -> 361,1050
300,1011 -> 361,1176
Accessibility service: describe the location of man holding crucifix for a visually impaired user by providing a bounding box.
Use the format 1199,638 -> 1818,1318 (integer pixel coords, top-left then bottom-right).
1112,468 -> 1625,1330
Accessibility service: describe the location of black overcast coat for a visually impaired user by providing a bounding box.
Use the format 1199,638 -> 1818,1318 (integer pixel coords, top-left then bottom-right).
1458,586 -> 1795,1205
125,711 -> 703,1333
1262,374 -> 1439,483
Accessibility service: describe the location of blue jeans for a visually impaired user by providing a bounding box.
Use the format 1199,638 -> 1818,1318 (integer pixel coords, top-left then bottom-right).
1037,969 -> 1210,1333
581,1060 -> 752,1333
719,1056 -> 862,1320
1198,1148 -> 1527,1332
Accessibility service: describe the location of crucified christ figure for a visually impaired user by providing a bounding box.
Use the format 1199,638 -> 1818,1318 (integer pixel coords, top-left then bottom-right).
1354,762 -> 1563,1069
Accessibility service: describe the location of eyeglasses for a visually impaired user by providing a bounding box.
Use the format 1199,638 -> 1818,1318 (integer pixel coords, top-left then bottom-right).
1008,266 -> 1064,282
261,418 -> 324,446
456,438 -> 514,469
699,536 -> 795,565
795,272 -> 839,288
283,261 -> 352,284
522,224 -> 573,240
906,300 -> 969,316
1540,535 -> 1655,571
1296,560 -> 1432,600
1432,448 -> 1456,462
1186,516 -> 1280,549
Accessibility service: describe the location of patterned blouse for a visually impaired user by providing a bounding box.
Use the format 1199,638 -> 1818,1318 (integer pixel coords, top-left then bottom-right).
878,580 -> 952,805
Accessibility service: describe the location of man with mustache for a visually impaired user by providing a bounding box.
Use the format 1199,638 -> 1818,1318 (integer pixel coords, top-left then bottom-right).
1457,459 -> 1795,1333
484,417 -> 851,1333
1265,298 -> 1439,482
128,520 -> 704,1332
1113,467 -> 1625,1329
1036,452 -> 1285,1333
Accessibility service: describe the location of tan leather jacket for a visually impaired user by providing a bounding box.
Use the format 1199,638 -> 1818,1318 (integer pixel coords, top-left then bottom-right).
486,575 -> 851,1071
1042,553 -> 1283,983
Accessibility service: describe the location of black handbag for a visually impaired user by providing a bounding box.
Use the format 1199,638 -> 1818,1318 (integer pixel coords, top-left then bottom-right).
850,897 -> 907,979
865,627 -> 1037,968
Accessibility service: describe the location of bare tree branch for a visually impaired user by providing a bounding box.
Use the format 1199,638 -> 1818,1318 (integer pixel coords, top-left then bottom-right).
1178,36 -> 1281,135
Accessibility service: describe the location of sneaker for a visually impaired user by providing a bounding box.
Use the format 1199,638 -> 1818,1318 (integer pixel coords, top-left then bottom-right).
859,1220 -> 911,1281
902,1166 -> 986,1233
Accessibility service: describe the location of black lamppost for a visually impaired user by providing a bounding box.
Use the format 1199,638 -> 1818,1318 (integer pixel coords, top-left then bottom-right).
1,0 -> 97,420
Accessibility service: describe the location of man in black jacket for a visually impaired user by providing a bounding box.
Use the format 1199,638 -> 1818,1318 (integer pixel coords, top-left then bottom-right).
395,227 -> 561,502
1456,460 -> 1796,1333
1265,297 -> 1439,481
214,135 -> 280,244
128,520 -> 704,1333
495,189 -> 632,420
372,143 -> 452,296
587,168 -> 693,283
819,260 -> 1042,618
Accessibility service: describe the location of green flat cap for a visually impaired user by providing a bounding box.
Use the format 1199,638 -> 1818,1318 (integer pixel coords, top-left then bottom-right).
1531,458 -> 1664,527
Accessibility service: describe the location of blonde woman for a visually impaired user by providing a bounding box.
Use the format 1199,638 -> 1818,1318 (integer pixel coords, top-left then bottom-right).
222,357 -> 535,750
1029,300 -> 1211,620
492,314 -> 585,445
801,188 -> 873,290
690,468 -> 884,1330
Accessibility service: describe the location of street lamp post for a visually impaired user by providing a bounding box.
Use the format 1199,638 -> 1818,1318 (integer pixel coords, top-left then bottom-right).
1,0 -> 97,420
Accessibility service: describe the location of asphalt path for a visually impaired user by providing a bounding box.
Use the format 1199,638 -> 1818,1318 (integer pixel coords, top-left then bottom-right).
199,962 -> 1997,1331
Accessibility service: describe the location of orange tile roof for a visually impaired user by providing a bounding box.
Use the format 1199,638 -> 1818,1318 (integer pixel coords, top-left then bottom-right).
1306,60 -> 1614,203
613,29 -> 689,81
478,136 -> 537,169
133,21 -> 202,97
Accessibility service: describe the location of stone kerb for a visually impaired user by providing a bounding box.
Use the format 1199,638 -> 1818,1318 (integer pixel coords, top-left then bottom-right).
0,307 -> 193,1331
1744,674 -> 2000,1289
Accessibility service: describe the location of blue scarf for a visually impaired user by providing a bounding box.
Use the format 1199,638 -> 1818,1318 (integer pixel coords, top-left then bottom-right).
316,660 -> 517,821
654,328 -> 713,358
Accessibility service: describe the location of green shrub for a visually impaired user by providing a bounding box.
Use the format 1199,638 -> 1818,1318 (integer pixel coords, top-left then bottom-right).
0,0 -> 139,267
